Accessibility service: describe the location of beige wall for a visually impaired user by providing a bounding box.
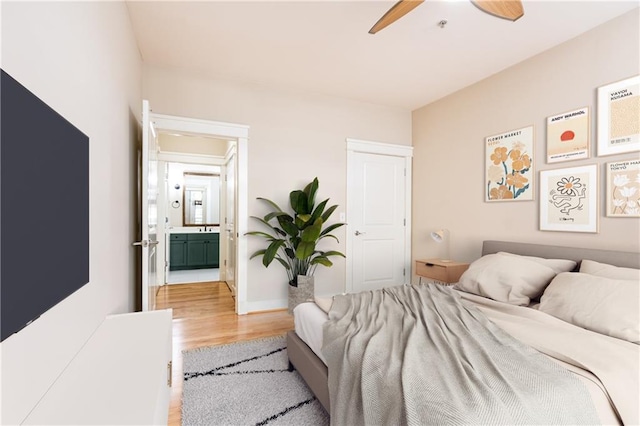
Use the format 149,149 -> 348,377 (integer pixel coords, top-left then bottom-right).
0,2 -> 141,423
143,65 -> 412,306
158,133 -> 229,156
412,9 -> 640,274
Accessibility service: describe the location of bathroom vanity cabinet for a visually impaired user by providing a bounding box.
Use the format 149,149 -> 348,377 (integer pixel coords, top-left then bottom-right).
169,233 -> 219,270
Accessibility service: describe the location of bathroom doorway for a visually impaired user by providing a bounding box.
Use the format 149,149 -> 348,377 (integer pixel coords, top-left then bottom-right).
163,160 -> 222,285
148,112 -> 249,314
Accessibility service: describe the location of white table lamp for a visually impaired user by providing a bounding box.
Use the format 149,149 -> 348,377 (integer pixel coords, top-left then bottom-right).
430,229 -> 451,262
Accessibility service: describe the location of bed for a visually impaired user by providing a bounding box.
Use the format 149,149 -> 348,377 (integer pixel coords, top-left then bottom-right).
286,240 -> 640,424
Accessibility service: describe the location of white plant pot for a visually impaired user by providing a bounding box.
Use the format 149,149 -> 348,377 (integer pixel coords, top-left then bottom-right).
288,275 -> 314,314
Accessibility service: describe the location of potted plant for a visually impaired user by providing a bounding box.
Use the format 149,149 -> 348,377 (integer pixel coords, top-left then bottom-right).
246,177 -> 345,313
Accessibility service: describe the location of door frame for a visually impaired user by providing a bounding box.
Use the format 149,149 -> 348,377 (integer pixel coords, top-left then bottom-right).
156,156 -> 223,287
220,144 -> 236,289
140,100 -> 159,311
345,138 -> 413,293
151,113 -> 249,314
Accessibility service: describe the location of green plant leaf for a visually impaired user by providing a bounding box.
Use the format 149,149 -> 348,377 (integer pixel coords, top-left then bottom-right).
321,204 -> 338,222
264,240 -> 285,267
320,222 -> 345,236
284,248 -> 295,259
257,197 -> 283,212
277,215 -> 299,237
304,177 -> 319,211
298,214 -> 312,222
245,231 -> 276,240
274,257 -> 291,270
319,234 -> 339,243
295,215 -> 307,229
311,256 -> 333,267
321,250 -> 346,258
301,218 -> 322,242
291,236 -> 301,250
289,190 -> 309,214
265,211 -> 291,223
309,199 -> 328,224
249,215 -> 277,231
249,249 -> 267,259
296,241 -> 316,259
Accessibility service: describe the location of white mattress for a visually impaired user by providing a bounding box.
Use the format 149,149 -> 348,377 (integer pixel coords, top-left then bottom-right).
293,302 -> 328,364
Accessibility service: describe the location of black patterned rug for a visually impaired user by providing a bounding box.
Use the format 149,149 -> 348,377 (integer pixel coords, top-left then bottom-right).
182,335 -> 329,425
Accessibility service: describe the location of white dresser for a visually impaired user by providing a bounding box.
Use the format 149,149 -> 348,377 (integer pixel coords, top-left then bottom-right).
22,309 -> 173,425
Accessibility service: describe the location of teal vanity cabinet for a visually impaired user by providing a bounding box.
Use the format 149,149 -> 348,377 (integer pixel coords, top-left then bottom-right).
169,233 -> 219,270
169,234 -> 188,269
205,234 -> 220,266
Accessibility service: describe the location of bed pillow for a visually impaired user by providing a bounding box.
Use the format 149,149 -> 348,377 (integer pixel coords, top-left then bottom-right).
579,259 -> 640,280
315,296 -> 333,314
539,272 -> 639,344
453,252 -> 576,306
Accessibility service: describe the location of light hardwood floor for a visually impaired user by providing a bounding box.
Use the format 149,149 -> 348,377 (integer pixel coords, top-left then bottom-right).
155,281 -> 294,426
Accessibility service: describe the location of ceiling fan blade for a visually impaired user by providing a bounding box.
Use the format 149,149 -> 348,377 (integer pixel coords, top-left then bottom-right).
470,0 -> 524,21
369,0 -> 425,34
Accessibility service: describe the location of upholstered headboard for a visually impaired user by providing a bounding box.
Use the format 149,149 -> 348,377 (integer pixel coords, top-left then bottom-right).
482,240 -> 640,270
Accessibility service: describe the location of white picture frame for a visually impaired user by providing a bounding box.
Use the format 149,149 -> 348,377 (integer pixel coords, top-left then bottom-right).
606,160 -> 640,217
539,164 -> 598,233
597,75 -> 640,156
546,107 -> 590,163
485,125 -> 534,202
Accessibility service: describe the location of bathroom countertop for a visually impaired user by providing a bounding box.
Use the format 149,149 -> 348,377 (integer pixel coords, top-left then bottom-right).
167,227 -> 220,234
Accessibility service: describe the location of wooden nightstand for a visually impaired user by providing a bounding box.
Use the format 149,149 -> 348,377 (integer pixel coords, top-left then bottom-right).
415,259 -> 469,285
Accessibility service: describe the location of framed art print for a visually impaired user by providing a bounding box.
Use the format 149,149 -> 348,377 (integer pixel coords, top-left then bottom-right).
606,160 -> 640,217
597,75 -> 640,156
546,107 -> 589,163
540,164 -> 598,233
485,125 -> 534,202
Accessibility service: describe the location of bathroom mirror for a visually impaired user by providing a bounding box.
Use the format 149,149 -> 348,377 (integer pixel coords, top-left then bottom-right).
183,172 -> 220,226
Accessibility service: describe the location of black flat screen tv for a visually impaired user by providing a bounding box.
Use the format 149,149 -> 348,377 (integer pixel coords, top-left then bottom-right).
1,69 -> 89,342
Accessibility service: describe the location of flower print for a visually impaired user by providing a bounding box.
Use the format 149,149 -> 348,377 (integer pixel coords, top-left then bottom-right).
508,149 -> 531,172
613,198 -> 625,207
613,174 -> 630,187
490,185 -> 514,200
619,186 -> 638,198
513,156 -> 528,172
512,141 -> 525,152
506,173 -> 528,189
490,147 -> 508,165
488,165 -> 505,182
627,200 -> 636,209
488,139 -> 532,200
625,206 -> 640,215
636,173 -> 640,184
556,176 -> 583,196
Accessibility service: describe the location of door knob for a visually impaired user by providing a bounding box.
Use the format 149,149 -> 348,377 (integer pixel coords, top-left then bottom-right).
355,230 -> 366,236
132,240 -> 159,247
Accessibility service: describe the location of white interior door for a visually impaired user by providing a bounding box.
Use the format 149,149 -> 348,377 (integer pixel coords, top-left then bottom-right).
349,151 -> 407,293
136,100 -> 159,311
224,148 -> 237,296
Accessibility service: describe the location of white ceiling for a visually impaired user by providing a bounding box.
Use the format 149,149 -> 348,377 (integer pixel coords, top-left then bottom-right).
127,1 -> 639,110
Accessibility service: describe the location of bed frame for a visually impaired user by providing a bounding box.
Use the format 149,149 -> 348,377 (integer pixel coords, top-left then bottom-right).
286,240 -> 640,413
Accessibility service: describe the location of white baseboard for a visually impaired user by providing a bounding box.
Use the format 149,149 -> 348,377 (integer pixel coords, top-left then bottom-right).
244,299 -> 287,313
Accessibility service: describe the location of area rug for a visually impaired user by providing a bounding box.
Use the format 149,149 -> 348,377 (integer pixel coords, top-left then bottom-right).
182,335 -> 329,425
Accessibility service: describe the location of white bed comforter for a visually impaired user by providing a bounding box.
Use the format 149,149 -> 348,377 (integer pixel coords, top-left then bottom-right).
321,284 -> 638,425
459,290 -> 639,425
